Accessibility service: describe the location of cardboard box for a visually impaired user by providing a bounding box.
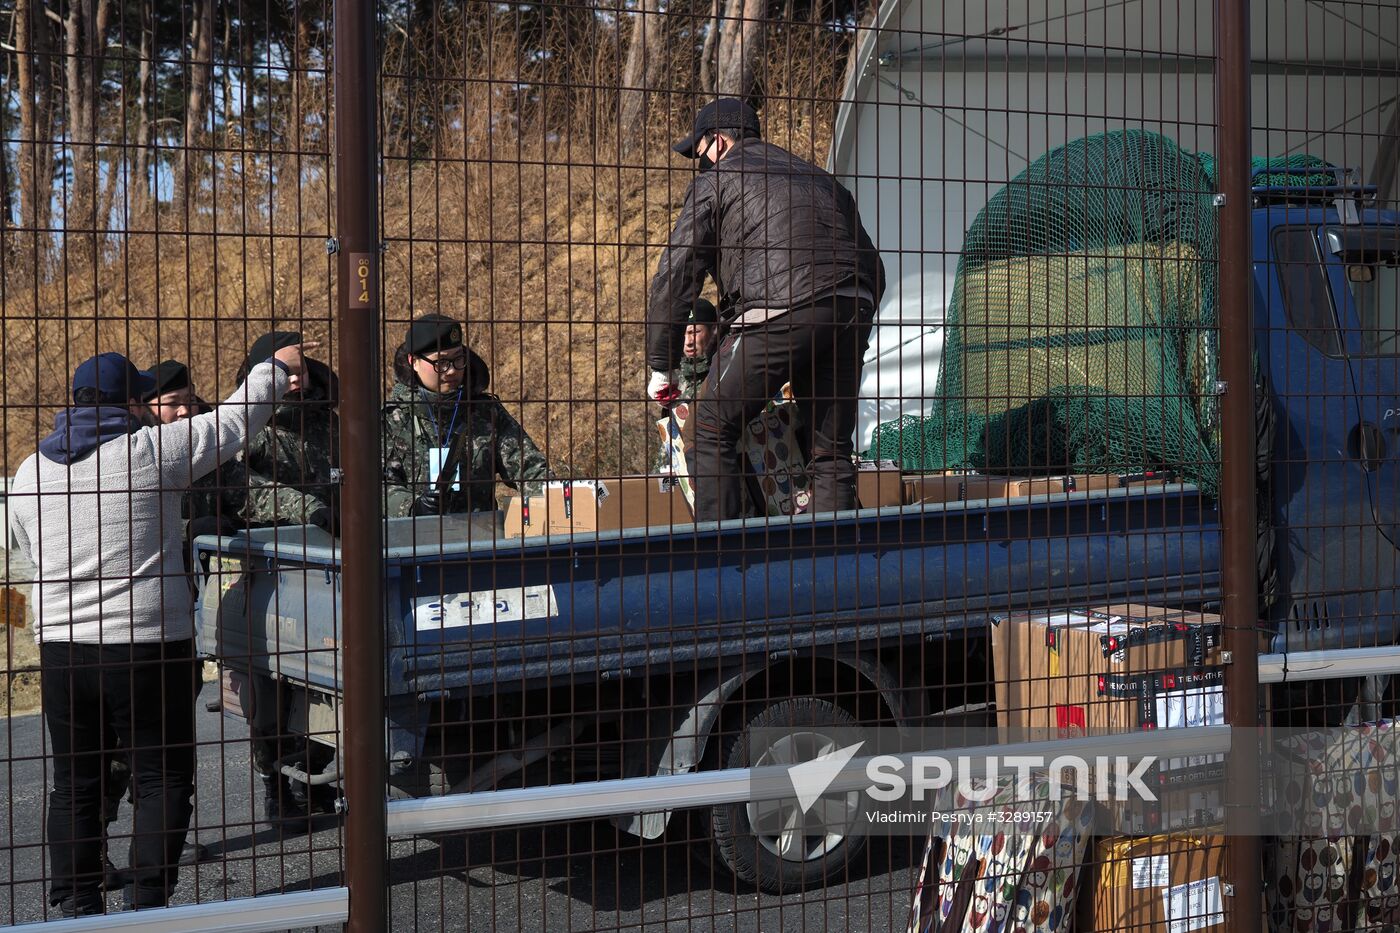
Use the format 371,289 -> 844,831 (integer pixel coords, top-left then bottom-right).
1081,834 -> 1229,933
856,459 -> 904,508
1115,782 -> 1225,835
989,605 -> 1224,741
503,477 -> 694,537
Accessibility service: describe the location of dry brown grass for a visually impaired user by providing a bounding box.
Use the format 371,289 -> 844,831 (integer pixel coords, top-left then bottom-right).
1,25 -> 846,479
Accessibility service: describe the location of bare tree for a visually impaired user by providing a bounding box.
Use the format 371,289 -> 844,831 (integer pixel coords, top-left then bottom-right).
16,0 -> 56,270
618,0 -> 668,152
131,0 -> 154,217
62,0 -> 112,254
175,0 -> 214,213
715,0 -> 765,101
699,0 -> 721,94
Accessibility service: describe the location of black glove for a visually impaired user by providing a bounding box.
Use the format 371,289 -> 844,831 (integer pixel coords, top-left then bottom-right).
411,490 -> 442,516
308,504 -> 338,536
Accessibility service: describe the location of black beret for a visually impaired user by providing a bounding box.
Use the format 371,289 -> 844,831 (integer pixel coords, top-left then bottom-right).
688,298 -> 718,325
139,360 -> 192,402
241,329 -> 303,377
404,314 -> 464,357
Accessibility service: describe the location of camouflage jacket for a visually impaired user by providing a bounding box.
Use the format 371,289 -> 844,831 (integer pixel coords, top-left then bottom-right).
678,354 -> 711,400
382,355 -> 552,516
187,456 -> 249,536
238,374 -> 340,528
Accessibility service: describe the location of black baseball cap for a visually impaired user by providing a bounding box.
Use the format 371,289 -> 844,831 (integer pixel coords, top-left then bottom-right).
672,98 -> 761,158
404,314 -> 464,358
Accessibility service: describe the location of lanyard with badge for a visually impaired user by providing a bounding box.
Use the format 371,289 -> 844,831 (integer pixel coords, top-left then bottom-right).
425,389 -> 465,492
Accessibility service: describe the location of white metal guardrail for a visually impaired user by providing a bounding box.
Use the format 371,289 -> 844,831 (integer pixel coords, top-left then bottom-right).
385,727 -> 1233,837
1258,646 -> 1400,683
380,644 -> 1400,839
0,888 -> 349,933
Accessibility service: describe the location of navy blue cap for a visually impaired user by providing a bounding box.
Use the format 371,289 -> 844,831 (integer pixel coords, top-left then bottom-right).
72,353 -> 157,400
672,99 -> 761,158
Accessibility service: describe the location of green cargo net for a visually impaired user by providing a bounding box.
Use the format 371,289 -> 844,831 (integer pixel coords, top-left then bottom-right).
869,130 -> 1333,498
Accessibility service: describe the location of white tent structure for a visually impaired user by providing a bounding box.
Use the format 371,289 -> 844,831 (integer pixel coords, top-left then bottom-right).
830,0 -> 1400,450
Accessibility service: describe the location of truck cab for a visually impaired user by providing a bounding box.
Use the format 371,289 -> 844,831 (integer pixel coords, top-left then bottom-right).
1252,170 -> 1400,654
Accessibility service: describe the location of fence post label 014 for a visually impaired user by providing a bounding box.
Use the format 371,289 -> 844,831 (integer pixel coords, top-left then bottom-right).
349,253 -> 376,309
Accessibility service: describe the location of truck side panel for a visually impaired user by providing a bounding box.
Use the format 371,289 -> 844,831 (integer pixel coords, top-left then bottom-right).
196,487 -> 1221,695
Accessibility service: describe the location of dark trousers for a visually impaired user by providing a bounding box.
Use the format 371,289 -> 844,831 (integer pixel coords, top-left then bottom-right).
686,295 -> 875,522
41,639 -> 196,909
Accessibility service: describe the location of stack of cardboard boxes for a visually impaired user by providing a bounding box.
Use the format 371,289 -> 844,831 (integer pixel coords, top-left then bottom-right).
990,605 -> 1225,744
497,466 -> 1176,538
985,604 -> 1233,933
500,461 -> 911,537
502,477 -> 693,537
1080,834 -> 1230,932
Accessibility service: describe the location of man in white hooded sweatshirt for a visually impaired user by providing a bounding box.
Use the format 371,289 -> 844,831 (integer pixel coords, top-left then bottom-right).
7,342 -> 310,915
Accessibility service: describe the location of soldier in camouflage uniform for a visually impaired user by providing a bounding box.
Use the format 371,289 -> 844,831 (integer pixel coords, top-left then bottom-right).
655,300 -> 718,475
232,332 -> 338,829
233,333 -> 339,533
676,299 -> 718,400
383,314 -> 552,516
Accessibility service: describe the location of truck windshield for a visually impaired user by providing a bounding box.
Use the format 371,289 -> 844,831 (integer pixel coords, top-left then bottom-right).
1328,226 -> 1400,357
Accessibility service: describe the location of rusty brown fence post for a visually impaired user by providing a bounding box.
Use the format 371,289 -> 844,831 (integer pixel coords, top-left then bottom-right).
1216,0 -> 1263,928
334,0 -> 387,930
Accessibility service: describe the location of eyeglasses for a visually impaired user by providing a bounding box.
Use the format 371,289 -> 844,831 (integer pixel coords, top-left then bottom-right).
421,353 -> 468,374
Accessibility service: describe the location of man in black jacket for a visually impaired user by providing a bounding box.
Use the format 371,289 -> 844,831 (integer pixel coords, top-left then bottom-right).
646,98 -> 884,521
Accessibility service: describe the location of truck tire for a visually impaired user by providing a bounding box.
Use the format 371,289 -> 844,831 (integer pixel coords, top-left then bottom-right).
708,697 -> 870,894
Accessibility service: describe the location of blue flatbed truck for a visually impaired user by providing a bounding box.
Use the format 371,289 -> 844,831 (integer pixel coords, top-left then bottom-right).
195,174 -> 1400,893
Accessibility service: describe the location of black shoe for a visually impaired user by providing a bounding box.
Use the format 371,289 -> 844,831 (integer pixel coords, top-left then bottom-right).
56,892 -> 104,917
122,884 -> 169,911
179,840 -> 211,866
262,777 -> 312,831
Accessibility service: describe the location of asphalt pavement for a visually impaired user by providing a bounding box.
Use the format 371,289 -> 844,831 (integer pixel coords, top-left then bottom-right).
0,685 -> 917,931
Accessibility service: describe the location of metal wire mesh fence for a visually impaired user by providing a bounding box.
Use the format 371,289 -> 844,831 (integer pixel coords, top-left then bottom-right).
4,0 -> 1400,930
